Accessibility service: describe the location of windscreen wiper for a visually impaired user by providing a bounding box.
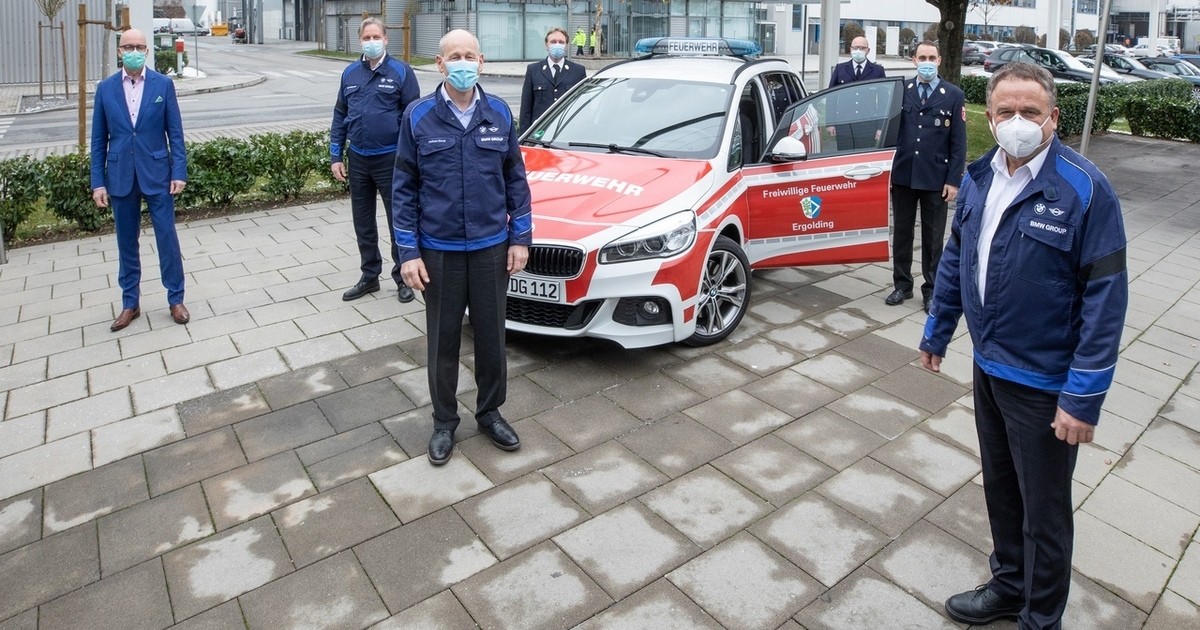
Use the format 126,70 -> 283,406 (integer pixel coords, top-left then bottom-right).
568,141 -> 667,157
522,137 -> 561,149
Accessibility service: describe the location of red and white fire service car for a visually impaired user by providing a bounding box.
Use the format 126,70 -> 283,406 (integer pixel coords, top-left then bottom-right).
511,37 -> 903,348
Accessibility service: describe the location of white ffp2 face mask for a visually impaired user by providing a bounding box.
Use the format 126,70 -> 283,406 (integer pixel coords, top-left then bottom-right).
991,113 -> 1052,159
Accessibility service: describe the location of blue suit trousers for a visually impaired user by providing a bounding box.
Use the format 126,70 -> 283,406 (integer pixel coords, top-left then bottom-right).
111,174 -> 185,309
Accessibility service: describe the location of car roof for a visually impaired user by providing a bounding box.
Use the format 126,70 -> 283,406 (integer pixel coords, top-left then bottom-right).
596,54 -> 794,83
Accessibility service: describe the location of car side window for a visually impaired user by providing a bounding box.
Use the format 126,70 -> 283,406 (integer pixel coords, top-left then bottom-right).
769,78 -> 901,159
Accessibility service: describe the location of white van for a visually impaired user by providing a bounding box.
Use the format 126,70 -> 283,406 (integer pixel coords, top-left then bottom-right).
166,18 -> 201,36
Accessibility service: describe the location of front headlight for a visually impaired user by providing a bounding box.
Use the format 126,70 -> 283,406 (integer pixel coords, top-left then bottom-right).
599,211 -> 697,264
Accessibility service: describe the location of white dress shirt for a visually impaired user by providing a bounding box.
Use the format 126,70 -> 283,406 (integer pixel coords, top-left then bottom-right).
977,146 -> 1052,303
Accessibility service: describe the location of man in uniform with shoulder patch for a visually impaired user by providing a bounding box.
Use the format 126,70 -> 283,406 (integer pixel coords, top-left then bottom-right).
520,27 -> 586,130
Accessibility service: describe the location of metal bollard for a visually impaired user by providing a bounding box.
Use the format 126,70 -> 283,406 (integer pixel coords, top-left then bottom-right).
0,220 -> 7,264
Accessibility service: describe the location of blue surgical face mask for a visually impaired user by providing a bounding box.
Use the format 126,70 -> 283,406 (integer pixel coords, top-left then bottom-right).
850,50 -> 867,64
548,43 -> 566,60
122,49 -> 146,71
916,61 -> 938,81
361,40 -> 385,59
445,59 -> 479,92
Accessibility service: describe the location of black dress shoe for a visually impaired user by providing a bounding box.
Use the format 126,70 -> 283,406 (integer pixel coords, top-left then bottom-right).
428,429 -> 455,466
478,418 -> 521,451
922,296 -> 932,314
397,283 -> 415,303
945,584 -> 1023,625
884,288 -> 913,306
342,278 -> 380,301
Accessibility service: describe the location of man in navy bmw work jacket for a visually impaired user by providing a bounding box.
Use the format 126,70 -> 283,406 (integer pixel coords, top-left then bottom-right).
91,27 -> 189,332
920,62 -> 1127,630
330,17 -> 420,304
393,29 -> 533,467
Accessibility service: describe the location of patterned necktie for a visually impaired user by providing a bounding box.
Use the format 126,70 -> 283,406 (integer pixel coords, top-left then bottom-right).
919,84 -> 929,105
855,64 -> 862,80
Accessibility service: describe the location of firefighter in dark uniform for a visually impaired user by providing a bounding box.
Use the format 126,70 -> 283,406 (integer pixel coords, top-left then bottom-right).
826,35 -> 887,150
887,40 -> 967,313
519,27 -> 587,131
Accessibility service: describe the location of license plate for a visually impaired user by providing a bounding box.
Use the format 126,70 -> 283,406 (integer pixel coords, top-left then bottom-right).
508,275 -> 563,303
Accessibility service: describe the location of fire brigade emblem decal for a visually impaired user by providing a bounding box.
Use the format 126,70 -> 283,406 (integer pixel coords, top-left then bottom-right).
800,196 -> 822,219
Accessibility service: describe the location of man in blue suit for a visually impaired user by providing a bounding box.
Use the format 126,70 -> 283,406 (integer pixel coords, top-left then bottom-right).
91,28 -> 189,331
886,40 -> 966,313
826,36 -> 887,150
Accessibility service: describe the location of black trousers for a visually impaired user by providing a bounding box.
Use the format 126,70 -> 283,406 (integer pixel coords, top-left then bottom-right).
890,184 -> 947,300
974,364 -> 1078,630
423,243 -> 509,431
834,122 -> 878,151
348,149 -> 402,286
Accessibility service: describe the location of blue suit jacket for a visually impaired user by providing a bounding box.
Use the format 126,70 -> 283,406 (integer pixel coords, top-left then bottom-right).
828,59 -> 886,88
90,69 -> 187,197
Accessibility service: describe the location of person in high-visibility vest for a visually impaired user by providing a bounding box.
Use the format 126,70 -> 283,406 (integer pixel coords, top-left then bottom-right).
573,27 -> 586,56
589,27 -> 598,55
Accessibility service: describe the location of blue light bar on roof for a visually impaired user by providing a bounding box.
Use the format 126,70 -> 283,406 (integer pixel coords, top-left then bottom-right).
634,37 -> 763,58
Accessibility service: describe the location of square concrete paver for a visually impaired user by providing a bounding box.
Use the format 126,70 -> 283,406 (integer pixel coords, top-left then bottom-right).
873,364 -> 969,414
0,525 -> 99,622
455,473 -> 586,560
42,456 -> 148,535
201,452 -> 316,531
713,435 -> 833,506
617,414 -> 736,479
356,507 -> 497,614
740,369 -> 841,419
1080,473 -> 1198,560
455,420 -> 574,485
0,490 -> 41,556
1071,511 -> 1176,611
684,390 -> 793,445
452,542 -> 611,630
870,429 -> 979,497
775,408 -> 887,471
1144,589 -> 1200,629
370,590 -> 477,630
255,365 -> 349,411
664,355 -> 758,397
750,494 -> 889,588
1170,539 -> 1200,607
308,435 -> 407,491
1113,444 -> 1200,515
98,484 -> 214,576
162,516 -> 293,622
795,566 -> 956,630
867,519 -> 992,612
37,559 -> 173,630
640,465 -> 771,548
238,551 -> 388,629
330,345 -> 418,388
92,408 -> 185,467
532,394 -> 643,453
272,477 -> 398,568
233,401 -> 335,462
828,386 -> 927,440
600,373 -> 706,421
368,454 -> 492,524
667,533 -> 820,630
177,384 -> 269,436
167,600 -> 245,630
143,427 -> 247,497
542,442 -> 667,515
762,321 -> 843,357
316,379 -> 415,433
790,351 -> 885,393
816,458 -> 942,538
923,481 -> 993,555
573,578 -> 723,630
554,502 -> 699,599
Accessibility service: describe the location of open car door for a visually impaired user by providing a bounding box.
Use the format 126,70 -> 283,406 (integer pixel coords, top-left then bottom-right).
741,76 -> 904,268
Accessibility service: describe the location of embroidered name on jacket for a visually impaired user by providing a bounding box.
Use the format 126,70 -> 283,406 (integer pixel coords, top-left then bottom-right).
1029,219 -> 1068,235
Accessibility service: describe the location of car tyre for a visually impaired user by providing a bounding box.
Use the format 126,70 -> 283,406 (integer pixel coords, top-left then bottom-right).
685,235 -> 751,347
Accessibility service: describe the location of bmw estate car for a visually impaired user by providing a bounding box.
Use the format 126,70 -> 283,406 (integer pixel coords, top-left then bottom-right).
510,37 -> 903,348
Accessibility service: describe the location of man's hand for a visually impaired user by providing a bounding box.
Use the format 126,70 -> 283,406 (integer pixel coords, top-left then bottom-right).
507,245 -> 529,275
826,126 -> 837,137
401,259 -> 429,291
942,184 -> 958,202
874,129 -> 882,141
331,162 -> 347,182
170,180 -> 186,195
919,350 -> 942,373
92,187 -> 109,208
1051,407 -> 1095,445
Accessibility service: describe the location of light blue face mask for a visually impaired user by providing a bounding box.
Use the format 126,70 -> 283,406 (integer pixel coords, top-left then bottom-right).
548,43 -> 566,60
361,40 -> 385,59
917,61 -> 938,81
122,50 -> 146,71
445,59 -> 479,92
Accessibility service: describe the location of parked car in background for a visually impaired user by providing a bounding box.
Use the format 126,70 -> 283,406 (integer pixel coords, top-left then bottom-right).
1085,43 -> 1129,55
971,41 -> 1002,56
1138,56 -> 1200,92
962,42 -> 986,65
1171,53 -> 1200,67
984,45 -> 1119,84
1076,56 -> 1143,83
1128,43 -> 1168,58
1091,53 -> 1174,81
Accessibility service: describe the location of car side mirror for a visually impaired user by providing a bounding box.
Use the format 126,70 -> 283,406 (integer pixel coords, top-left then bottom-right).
770,136 -> 808,162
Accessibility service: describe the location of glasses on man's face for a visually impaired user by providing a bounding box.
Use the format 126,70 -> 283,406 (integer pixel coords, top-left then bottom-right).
851,46 -> 869,52
119,45 -> 149,53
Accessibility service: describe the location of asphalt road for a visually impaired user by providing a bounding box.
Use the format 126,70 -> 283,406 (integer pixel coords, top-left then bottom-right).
0,38 -> 523,149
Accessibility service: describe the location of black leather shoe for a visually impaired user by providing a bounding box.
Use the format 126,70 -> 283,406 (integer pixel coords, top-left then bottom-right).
923,296 -> 932,314
884,288 -> 913,306
945,585 -> 1023,625
428,429 -> 455,466
478,419 -> 521,451
397,283 -> 415,303
342,278 -> 380,301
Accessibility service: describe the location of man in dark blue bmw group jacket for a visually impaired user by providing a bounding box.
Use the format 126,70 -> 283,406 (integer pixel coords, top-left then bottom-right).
393,29 -> 533,467
920,62 -> 1128,630
331,17 -> 420,304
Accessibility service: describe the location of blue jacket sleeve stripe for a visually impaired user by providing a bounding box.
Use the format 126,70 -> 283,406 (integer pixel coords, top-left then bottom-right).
1057,155 -> 1094,214
1063,363 -> 1117,397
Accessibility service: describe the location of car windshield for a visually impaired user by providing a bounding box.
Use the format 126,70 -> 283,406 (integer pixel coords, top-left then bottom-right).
1153,60 -> 1197,76
1059,54 -> 1091,72
523,77 -> 731,159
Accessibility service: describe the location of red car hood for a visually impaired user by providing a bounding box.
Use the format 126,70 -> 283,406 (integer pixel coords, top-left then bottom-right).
522,147 -> 713,242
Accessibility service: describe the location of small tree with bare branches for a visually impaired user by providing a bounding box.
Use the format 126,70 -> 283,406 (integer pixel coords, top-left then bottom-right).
970,0 -> 1013,39
34,0 -> 70,98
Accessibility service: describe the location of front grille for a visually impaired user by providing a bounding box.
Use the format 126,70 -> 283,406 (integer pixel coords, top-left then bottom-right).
507,297 -> 601,329
526,245 -> 585,278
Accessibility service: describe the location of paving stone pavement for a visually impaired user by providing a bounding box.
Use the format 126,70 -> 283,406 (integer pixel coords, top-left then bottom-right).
1,133 -> 1198,628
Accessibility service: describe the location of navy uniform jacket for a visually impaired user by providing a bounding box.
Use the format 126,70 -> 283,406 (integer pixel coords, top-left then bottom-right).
828,59 -> 886,87
519,58 -> 586,130
330,54 -> 420,162
892,77 -> 967,191
920,139 -> 1128,424
392,84 -> 533,263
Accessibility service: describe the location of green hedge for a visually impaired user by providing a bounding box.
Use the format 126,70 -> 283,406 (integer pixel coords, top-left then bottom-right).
0,156 -> 41,242
1125,97 -> 1200,141
154,50 -> 189,75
